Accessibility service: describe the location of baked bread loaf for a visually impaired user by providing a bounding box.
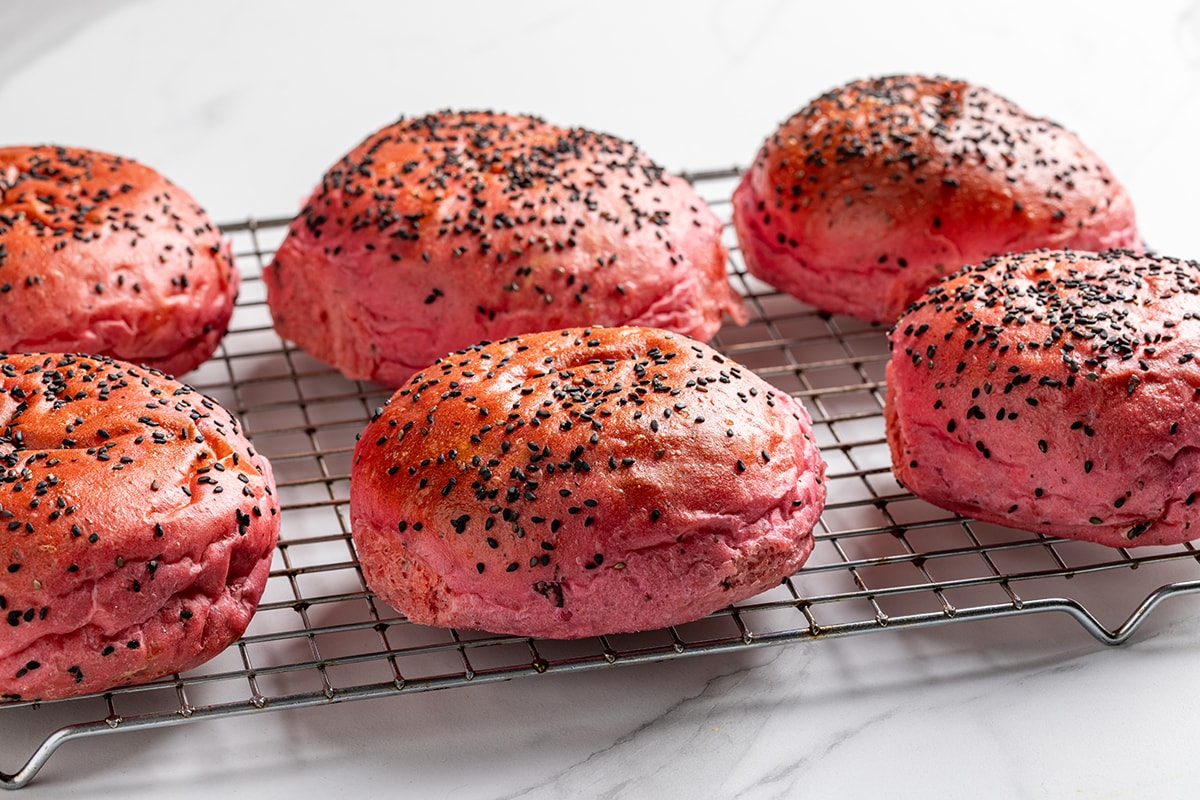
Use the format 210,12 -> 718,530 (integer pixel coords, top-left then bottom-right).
0,145 -> 239,376
732,75 -> 1141,324
264,110 -> 746,388
886,249 -> 1200,548
350,326 -> 825,638
0,353 -> 280,702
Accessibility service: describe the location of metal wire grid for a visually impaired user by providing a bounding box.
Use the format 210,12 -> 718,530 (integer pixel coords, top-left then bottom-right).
3,167 -> 1200,789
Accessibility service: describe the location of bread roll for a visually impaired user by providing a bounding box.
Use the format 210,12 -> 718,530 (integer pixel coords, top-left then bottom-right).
350,326 -> 825,638
0,145 -> 239,376
732,75 -> 1141,323
886,249 -> 1200,547
0,353 -> 280,701
264,110 -> 746,388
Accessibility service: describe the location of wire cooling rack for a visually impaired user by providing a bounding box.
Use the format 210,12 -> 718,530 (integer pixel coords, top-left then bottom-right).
3,167 -> 1200,789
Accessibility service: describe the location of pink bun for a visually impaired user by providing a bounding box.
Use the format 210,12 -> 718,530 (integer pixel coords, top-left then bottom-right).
0,145 -> 239,376
0,353 -> 280,701
733,75 -> 1141,324
265,110 -> 746,388
887,249 -> 1200,548
349,326 -> 825,638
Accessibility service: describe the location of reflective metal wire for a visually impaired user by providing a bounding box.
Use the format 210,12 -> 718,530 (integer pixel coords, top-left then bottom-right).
2,168 -> 1199,789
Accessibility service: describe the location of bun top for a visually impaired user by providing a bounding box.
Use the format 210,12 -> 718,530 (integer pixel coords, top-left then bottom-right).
267,110 -> 744,386
893,248 -> 1200,376
0,145 -> 238,375
737,75 -> 1140,321
291,109 -> 716,255
354,324 -> 817,547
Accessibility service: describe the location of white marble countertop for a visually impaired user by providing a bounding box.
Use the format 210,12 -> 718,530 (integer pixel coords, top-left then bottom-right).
3,1 -> 1200,797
